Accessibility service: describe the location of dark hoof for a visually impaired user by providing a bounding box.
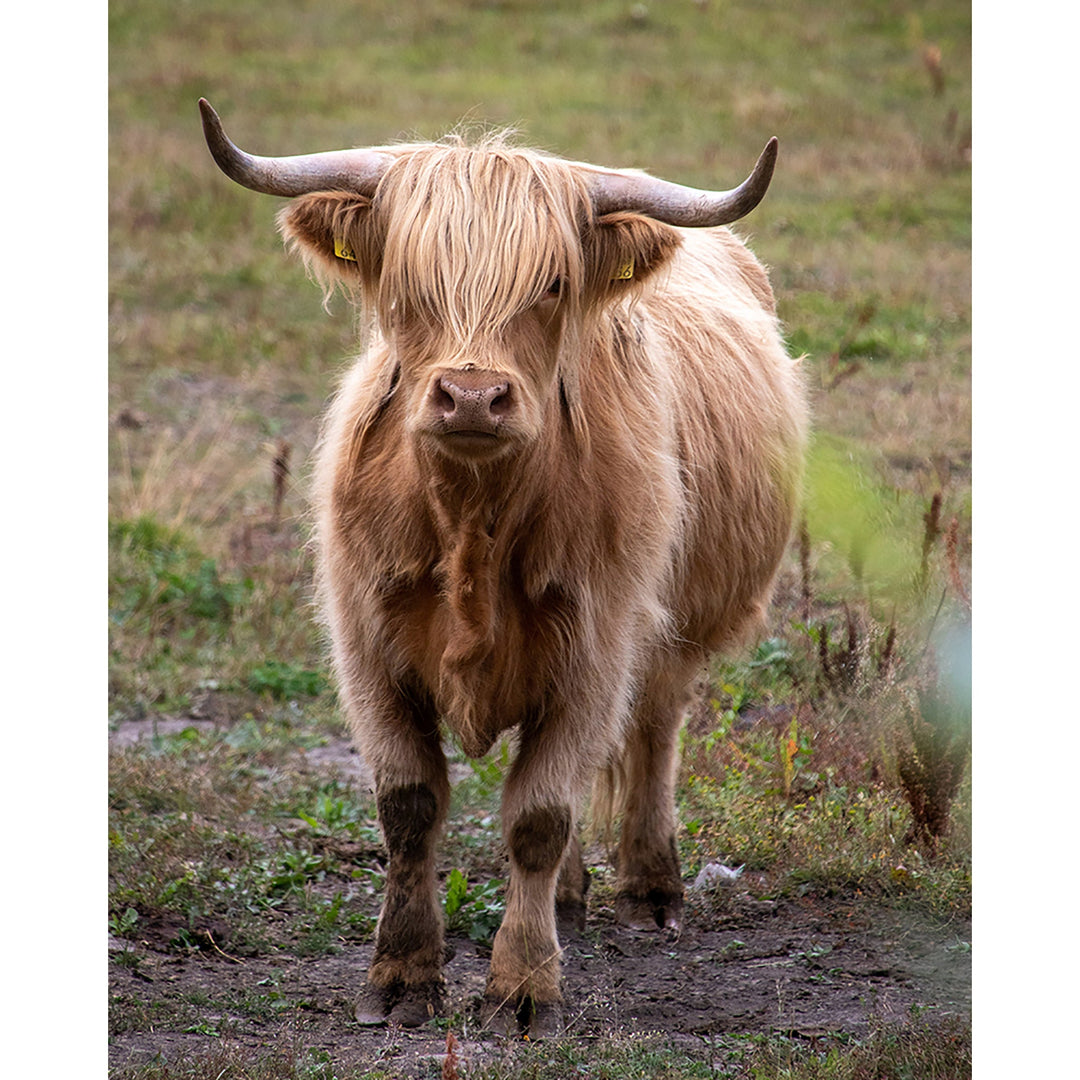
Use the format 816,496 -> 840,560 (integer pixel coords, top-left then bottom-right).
390,983 -> 443,1026
524,999 -> 565,1039
614,890 -> 684,935
354,983 -> 394,1025
354,981 -> 443,1027
480,995 -> 518,1038
480,995 -> 564,1039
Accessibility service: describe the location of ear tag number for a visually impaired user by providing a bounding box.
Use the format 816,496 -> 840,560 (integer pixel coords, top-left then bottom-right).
334,237 -> 357,262
613,258 -> 635,281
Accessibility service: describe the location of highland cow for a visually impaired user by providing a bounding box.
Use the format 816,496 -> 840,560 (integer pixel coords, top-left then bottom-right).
200,98 -> 807,1036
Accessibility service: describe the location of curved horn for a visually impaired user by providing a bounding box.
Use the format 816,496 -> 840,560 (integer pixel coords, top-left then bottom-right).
586,137 -> 778,227
198,98 -> 394,197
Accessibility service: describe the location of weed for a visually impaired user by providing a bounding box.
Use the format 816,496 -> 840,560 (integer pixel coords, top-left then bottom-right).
294,782 -> 377,839
268,849 -> 330,899
810,606 -> 896,700
182,1022 -> 222,1037
897,668 -> 972,850
272,438 -> 291,523
444,867 -> 506,945
945,514 -> 971,612
442,1029 -> 463,1080
248,659 -> 329,701
110,906 -> 140,938
110,516 -> 251,630
918,491 -> 944,595
293,891 -> 347,956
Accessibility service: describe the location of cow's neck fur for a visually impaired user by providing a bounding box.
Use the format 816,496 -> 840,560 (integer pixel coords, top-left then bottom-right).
418,431 -> 567,756
428,468 -> 500,680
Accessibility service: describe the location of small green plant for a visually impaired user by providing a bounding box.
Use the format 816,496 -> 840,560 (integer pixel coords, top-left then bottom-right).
294,892 -> 348,956
269,849 -> 329,898
748,636 -> 793,673
444,868 -> 505,945
110,906 -> 140,938
182,1021 -> 222,1037
294,783 -> 379,842
159,558 -> 247,622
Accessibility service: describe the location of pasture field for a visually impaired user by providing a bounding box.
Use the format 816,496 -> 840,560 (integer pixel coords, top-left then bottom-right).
108,1 -> 971,1076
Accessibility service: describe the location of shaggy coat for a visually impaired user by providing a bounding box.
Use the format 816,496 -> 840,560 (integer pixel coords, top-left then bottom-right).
269,133 -> 807,1034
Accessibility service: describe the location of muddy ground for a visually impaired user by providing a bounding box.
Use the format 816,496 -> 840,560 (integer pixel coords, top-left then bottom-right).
109,892 -> 970,1076
108,721 -> 971,1076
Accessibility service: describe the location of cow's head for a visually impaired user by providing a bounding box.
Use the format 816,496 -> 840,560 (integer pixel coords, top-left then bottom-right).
199,100 -> 776,465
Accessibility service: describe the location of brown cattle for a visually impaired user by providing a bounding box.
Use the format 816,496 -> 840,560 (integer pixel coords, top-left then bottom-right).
200,99 -> 807,1036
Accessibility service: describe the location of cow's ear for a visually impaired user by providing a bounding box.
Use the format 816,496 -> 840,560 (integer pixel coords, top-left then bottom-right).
583,212 -> 682,300
277,191 -> 381,290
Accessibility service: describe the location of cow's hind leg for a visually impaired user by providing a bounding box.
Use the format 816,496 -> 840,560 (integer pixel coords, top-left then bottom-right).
555,829 -> 589,932
351,682 -> 450,1027
613,656 -> 699,934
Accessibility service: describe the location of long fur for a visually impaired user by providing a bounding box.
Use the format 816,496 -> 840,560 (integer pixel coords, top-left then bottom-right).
276,131 -> 807,1009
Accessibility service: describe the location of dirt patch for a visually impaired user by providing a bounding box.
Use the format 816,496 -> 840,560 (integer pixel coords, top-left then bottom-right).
108,718 -> 970,1073
108,886 -> 969,1075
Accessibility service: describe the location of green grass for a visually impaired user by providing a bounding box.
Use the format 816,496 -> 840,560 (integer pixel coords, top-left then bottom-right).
109,0 -> 970,1075
107,1020 -> 971,1079
457,1018 -> 972,1079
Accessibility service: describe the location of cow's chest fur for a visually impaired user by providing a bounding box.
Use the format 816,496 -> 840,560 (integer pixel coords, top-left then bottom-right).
334,417 -> 682,759
377,520 -> 581,757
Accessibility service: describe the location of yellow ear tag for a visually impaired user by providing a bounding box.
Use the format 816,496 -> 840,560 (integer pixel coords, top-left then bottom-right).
334,237 -> 357,262
613,258 -> 635,281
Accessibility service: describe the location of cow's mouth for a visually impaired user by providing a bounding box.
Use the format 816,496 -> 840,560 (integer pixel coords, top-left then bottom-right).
439,429 -> 503,454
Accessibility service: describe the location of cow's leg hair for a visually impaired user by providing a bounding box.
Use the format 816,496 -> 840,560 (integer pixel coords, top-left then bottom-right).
351,684 -> 450,1026
482,720 -> 596,1037
613,661 -> 695,934
555,829 -> 589,932
486,803 -> 569,1008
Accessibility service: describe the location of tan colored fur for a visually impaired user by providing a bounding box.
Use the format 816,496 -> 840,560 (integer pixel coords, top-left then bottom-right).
277,133 -> 807,1019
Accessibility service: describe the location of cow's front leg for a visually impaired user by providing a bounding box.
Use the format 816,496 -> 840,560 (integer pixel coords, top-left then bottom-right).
482,800 -> 570,1037
351,683 -> 450,1027
481,720 -> 595,1038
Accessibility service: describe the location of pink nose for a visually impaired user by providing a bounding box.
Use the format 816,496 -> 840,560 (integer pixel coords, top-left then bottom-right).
433,370 -> 513,432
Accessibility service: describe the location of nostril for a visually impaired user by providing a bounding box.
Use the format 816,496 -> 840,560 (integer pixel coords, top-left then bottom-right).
434,380 -> 457,415
488,385 -> 512,416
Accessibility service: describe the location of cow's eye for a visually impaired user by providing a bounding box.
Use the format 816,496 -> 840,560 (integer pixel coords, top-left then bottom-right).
546,277 -> 563,297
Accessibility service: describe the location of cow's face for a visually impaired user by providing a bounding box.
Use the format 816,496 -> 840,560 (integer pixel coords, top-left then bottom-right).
387,289 -> 567,464
280,144 -> 681,465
